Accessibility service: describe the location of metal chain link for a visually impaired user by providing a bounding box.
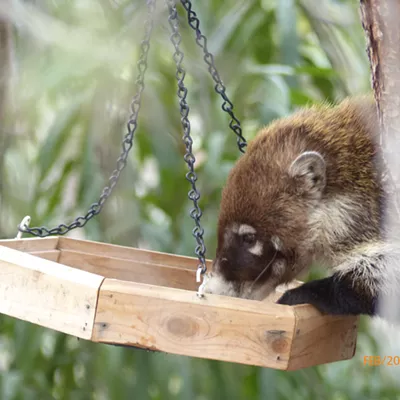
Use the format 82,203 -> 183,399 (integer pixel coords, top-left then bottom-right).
18,0 -> 245,274
180,0 -> 247,153
18,0 -> 156,237
165,0 -> 207,277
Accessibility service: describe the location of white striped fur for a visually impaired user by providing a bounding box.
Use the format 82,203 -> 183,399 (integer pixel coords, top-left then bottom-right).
248,241 -> 263,256
306,195 -> 361,261
238,224 -> 256,236
335,242 -> 400,297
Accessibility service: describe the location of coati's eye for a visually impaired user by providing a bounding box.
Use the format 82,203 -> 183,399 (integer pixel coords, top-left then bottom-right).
242,233 -> 256,245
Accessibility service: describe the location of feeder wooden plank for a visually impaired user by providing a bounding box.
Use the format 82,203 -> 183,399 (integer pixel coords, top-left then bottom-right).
58,237 -> 212,270
30,250 -> 61,262
92,279 -> 296,369
287,306 -> 358,370
0,237 -> 59,252
58,250 -> 198,291
0,245 -> 104,340
93,279 -> 358,369
0,238 -> 359,369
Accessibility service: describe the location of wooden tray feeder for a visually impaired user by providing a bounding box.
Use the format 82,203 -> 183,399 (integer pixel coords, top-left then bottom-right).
0,0 -> 359,371
0,236 -> 359,370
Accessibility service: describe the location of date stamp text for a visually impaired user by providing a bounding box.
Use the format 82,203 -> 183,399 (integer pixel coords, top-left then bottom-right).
363,356 -> 400,366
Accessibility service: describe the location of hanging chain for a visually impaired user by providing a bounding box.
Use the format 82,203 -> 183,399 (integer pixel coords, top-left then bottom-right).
180,0 -> 247,153
18,0 -> 245,280
18,0 -> 156,237
165,0 -> 207,278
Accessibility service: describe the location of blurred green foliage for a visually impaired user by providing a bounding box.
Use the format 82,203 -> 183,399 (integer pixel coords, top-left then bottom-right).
0,0 -> 399,399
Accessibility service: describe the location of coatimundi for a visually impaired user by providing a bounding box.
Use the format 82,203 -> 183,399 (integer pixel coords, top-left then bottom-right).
202,96 -> 400,318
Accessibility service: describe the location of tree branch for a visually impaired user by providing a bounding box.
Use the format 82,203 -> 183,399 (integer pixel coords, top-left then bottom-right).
360,0 -> 400,225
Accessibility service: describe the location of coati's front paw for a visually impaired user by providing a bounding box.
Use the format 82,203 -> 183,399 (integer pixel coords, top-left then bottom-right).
276,277 -> 353,315
276,287 -> 309,306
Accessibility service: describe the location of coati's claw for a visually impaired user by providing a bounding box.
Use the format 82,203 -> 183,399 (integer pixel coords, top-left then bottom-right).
276,276 -> 377,316
276,289 -> 307,306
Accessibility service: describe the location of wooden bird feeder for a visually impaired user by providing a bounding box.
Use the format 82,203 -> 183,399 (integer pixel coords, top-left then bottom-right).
0,0 -> 361,373
0,236 -> 359,370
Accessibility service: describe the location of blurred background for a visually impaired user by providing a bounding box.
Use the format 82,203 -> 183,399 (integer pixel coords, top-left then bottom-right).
0,0 -> 399,399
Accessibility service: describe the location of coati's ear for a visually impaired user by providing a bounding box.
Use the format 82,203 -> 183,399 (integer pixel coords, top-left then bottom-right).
289,151 -> 326,198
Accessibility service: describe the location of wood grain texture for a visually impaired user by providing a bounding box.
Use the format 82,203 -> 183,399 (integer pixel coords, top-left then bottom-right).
0,245 -> 104,339
0,237 -> 59,252
92,279 -> 296,369
288,306 -> 359,370
360,0 -> 400,223
59,250 -> 198,291
30,250 -> 61,262
58,237 -> 212,270
0,238 -> 359,369
360,0 -> 400,140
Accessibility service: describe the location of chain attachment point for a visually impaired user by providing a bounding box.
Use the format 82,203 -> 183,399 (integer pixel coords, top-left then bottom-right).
166,0 -> 207,279
196,271 -> 209,298
196,266 -> 202,283
16,216 -> 31,239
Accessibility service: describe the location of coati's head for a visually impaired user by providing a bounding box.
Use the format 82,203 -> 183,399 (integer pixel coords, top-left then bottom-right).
203,141 -> 327,301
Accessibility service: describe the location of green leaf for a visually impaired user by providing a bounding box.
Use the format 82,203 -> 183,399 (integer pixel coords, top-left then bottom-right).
36,99 -> 83,183
208,1 -> 253,55
277,0 -> 299,88
40,160 -> 75,219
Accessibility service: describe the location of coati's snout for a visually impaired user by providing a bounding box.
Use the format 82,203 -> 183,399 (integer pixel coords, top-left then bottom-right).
202,150 -> 327,301
203,224 -> 290,300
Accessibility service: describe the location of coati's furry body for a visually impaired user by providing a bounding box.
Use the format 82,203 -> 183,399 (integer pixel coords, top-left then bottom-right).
203,96 -> 400,317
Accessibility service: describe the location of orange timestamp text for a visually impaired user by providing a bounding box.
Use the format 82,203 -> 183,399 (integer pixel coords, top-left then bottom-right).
363,356 -> 400,366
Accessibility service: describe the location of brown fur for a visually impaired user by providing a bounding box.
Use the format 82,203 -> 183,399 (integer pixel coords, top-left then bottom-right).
204,96 -> 387,306
219,96 -> 382,247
